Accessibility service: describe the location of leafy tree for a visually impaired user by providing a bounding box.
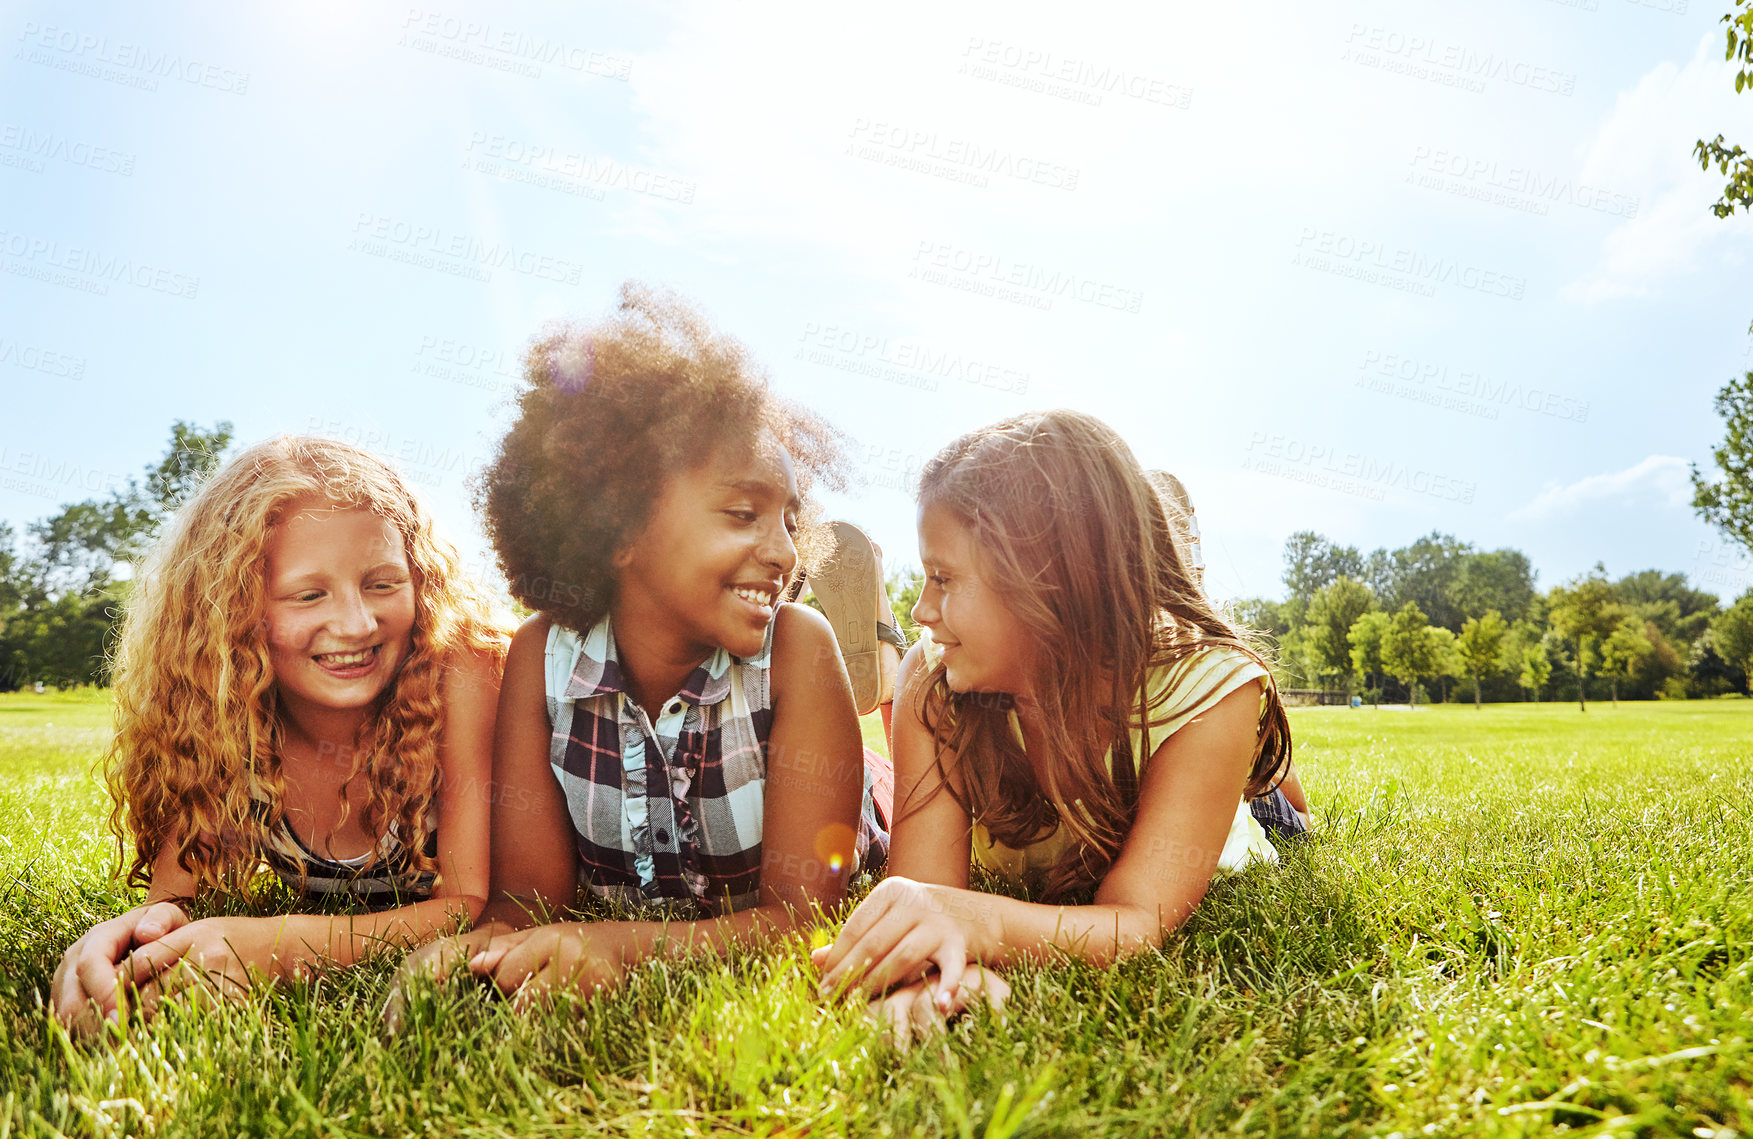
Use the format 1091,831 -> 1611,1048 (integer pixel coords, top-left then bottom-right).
1386,532 -> 1471,631
1599,619 -> 1654,707
1306,577 -> 1374,685
1548,570 -> 1622,712
22,419 -> 233,599
1692,372 -> 1753,555
1357,547 -> 1394,603
1713,591 -> 1753,678
1520,636 -> 1554,703
1687,627 -> 1747,695
28,497 -> 156,597
1429,626 -> 1466,703
1692,0 -> 1753,220
1282,532 -> 1364,607
0,421 -> 231,689
1382,602 -> 1441,709
1615,569 -> 1721,646
143,420 -> 234,520
1232,597 -> 1299,640
0,523 -> 22,616
1453,550 -> 1537,624
1457,610 -> 1509,709
1632,621 -> 1685,700
885,566 -> 924,643
1348,610 -> 1391,706
1274,625 -> 1326,689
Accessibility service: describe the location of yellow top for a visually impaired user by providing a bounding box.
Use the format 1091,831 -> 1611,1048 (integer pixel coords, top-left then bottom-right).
919,634 -> 1278,889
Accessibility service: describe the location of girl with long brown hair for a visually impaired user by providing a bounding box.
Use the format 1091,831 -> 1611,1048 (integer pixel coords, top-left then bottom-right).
50,436 -> 508,1029
814,409 -> 1308,1039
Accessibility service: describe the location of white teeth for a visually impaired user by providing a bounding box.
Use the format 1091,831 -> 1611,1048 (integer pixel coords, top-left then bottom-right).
316,648 -> 374,667
732,587 -> 774,607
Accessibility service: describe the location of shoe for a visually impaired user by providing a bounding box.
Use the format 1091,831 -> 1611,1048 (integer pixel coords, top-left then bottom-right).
811,521 -> 882,715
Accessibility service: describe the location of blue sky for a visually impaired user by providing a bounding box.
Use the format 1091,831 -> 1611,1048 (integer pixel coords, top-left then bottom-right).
3,0 -> 1751,605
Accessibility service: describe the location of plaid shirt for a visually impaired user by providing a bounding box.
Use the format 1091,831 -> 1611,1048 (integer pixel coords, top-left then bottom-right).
549,615 -> 883,915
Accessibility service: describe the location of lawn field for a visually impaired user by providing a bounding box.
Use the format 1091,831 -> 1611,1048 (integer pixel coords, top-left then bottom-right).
0,692 -> 1748,1137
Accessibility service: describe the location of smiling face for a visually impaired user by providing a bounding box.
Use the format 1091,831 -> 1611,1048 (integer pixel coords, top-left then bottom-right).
261,498 -> 417,722
912,501 -> 1035,699
615,442 -> 800,661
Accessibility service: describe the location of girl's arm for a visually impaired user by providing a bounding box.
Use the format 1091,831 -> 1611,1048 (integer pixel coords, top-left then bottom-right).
472,613 -> 580,931
118,648 -> 503,992
883,640 -> 973,888
817,680 -> 1263,996
466,604 -> 868,995
810,641 -> 984,1026
1276,760 -> 1311,827
386,616 -> 576,1027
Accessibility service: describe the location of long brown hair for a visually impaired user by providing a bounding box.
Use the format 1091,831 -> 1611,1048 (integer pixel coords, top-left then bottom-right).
106,436 -> 511,895
908,409 -> 1290,901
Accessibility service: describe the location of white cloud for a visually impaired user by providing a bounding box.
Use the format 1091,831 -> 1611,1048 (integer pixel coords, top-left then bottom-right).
1510,454 -> 1691,520
1562,34 -> 1753,303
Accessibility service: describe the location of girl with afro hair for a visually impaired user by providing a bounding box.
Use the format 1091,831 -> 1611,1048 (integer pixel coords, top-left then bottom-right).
389,283 -> 887,1012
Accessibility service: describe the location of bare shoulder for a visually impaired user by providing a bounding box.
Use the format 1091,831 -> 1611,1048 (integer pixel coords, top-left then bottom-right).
508,612 -> 555,661
770,601 -> 834,652
768,602 -> 839,689
444,642 -> 506,693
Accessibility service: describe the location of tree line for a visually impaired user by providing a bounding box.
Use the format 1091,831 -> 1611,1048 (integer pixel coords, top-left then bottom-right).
6,419 -> 1753,709
1237,532 -> 1753,709
0,422 -> 232,691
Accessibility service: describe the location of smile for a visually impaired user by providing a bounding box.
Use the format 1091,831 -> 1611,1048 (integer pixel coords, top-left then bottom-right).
313,645 -> 380,670
730,586 -> 776,609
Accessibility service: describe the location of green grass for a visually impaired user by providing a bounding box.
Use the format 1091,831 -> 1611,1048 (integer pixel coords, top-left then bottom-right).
1,693 -> 1749,1137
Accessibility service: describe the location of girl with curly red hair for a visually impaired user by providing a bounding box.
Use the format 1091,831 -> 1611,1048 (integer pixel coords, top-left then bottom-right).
50,436 -> 509,1030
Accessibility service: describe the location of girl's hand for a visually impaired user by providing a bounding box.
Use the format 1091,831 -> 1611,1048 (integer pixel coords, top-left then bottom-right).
867,964 -> 1010,1049
812,876 -> 999,1007
116,915 -> 308,1015
51,901 -> 190,1032
467,922 -> 631,1005
381,922 -> 509,1034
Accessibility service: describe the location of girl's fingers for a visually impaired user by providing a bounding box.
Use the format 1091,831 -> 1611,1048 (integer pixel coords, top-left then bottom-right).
469,932 -> 525,979
868,990 -> 913,1049
508,944 -> 577,1011
118,929 -> 194,990
73,954 -> 123,1023
932,947 -> 967,1012
129,958 -> 204,1020
907,981 -> 945,1042
964,966 -> 1011,1018
485,934 -> 550,994
134,902 -> 189,945
821,911 -> 918,995
860,926 -> 952,997
817,887 -> 899,976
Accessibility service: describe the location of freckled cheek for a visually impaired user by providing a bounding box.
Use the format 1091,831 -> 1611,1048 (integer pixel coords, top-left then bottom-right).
261,613 -> 313,659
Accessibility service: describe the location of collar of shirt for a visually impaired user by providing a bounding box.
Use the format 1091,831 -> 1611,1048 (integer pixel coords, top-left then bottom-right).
562,613 -> 739,709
